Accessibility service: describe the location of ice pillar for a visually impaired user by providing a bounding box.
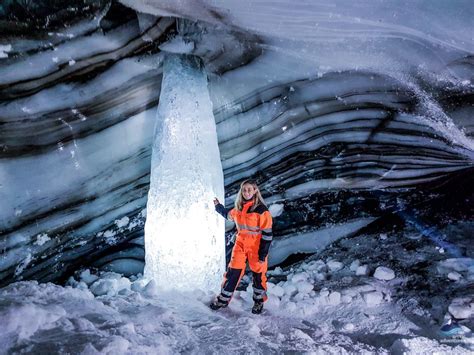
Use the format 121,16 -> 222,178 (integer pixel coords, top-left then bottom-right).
144,54 -> 225,292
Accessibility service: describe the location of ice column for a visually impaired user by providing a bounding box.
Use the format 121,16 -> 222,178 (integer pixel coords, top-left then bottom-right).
144,54 -> 225,292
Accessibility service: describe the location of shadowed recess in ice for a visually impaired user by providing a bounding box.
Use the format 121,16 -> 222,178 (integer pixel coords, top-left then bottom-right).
0,0 -> 473,285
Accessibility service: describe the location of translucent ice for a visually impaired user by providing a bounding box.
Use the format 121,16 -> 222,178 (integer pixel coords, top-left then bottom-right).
363,291 -> 384,306
144,54 -> 225,292
373,266 -> 395,281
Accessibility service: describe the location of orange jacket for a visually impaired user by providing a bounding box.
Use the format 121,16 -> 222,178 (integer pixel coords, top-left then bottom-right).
216,201 -> 273,261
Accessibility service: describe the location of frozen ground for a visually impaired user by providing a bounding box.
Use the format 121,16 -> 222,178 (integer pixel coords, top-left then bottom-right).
1,226 -> 473,354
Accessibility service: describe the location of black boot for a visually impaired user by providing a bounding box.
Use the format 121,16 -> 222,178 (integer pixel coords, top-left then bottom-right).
252,300 -> 264,314
210,297 -> 228,310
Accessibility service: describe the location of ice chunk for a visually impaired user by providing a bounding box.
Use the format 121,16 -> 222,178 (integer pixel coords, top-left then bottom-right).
80,269 -> 99,285
319,288 -> 330,298
115,216 -> 130,228
362,291 -> 384,306
356,265 -> 369,276
314,273 -> 326,281
328,291 -> 341,306
103,230 -> 117,245
266,295 -> 280,309
76,281 -> 89,291
88,279 -> 114,296
89,276 -> 131,297
327,260 -> 344,272
0,44 -> 12,58
447,271 -> 462,281
437,258 -> 473,275
448,297 -> 473,320
350,259 -> 360,272
305,260 -> 326,272
293,293 -> 305,302
373,266 -> 395,281
66,276 -> 78,287
295,281 -> 313,294
130,278 -> 148,292
268,203 -> 284,217
291,272 -> 309,283
269,266 -> 283,275
268,283 -> 285,298
283,283 -> 297,297
142,280 -> 159,297
342,276 -> 353,284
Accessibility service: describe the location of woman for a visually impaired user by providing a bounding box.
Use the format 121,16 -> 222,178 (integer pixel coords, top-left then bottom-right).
210,179 -> 273,314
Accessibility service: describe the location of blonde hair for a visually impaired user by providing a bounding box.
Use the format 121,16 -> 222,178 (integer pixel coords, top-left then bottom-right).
235,179 -> 267,211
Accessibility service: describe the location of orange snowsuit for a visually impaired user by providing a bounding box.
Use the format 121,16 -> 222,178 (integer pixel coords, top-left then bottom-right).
215,200 -> 273,306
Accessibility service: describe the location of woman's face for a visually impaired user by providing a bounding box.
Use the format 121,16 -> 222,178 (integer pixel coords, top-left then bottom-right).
242,183 -> 256,200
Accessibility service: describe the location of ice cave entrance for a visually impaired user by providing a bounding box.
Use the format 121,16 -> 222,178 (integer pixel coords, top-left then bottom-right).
144,54 -> 225,292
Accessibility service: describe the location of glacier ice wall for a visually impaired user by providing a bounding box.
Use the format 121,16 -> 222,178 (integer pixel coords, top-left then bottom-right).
0,1 -> 473,285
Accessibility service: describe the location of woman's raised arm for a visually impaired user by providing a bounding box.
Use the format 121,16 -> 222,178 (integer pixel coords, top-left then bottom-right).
214,198 -> 233,221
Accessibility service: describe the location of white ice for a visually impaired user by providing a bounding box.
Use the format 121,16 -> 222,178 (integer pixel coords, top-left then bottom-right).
0,44 -> 12,58
144,54 -> 225,292
374,266 -> 396,281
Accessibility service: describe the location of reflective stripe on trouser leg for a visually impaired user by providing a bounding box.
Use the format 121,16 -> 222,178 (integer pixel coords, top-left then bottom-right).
219,238 -> 247,305
252,271 -> 268,302
219,267 -> 244,304
248,249 -> 268,302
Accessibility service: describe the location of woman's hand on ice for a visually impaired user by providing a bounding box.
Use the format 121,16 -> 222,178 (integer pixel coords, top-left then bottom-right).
213,198 -> 220,206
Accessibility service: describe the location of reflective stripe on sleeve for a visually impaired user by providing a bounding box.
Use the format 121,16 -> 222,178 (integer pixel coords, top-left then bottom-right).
236,223 -> 260,231
242,230 -> 261,236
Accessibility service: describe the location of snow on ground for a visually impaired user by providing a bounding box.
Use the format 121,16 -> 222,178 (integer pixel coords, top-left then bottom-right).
1,223 -> 473,354
1,255 -> 472,354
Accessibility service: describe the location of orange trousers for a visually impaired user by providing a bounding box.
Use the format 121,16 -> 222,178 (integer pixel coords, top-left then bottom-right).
218,234 -> 268,305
